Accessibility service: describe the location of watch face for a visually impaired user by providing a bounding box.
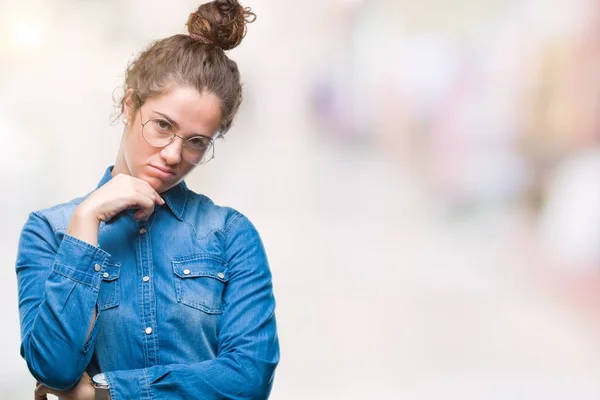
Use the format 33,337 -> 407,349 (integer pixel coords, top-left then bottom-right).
93,373 -> 109,388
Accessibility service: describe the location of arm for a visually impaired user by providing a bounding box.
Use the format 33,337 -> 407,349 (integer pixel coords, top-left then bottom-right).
105,214 -> 280,400
16,212 -> 110,390
17,174 -> 164,390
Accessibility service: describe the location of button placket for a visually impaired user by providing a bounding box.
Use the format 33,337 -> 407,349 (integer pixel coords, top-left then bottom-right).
137,219 -> 159,366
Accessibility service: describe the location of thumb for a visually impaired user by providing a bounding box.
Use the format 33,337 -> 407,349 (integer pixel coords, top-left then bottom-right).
34,383 -> 49,400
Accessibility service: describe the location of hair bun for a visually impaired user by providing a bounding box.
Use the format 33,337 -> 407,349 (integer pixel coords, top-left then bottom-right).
186,0 -> 256,50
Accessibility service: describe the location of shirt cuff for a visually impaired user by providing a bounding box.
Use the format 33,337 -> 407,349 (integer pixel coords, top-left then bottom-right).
51,234 -> 111,289
105,368 -> 152,400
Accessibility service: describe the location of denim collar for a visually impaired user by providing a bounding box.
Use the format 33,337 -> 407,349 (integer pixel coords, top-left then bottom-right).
96,166 -> 188,221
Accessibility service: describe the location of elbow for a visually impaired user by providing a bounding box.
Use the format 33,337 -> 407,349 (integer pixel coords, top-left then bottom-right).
22,342 -> 84,391
245,358 -> 279,400
27,361 -> 81,391
245,337 -> 280,399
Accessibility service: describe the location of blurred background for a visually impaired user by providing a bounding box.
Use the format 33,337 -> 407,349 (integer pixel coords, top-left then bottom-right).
2,0 -> 600,398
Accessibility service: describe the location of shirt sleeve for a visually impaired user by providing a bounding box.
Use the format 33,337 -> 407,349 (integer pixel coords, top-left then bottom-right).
16,211 -> 111,390
104,213 -> 280,400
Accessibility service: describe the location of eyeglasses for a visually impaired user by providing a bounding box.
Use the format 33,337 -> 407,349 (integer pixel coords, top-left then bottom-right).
138,108 -> 216,165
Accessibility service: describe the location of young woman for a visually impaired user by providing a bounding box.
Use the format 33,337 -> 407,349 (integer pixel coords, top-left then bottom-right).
15,1 -> 279,399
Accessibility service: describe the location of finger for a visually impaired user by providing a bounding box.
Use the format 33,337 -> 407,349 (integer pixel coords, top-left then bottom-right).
34,392 -> 48,400
147,192 -> 166,206
132,178 -> 166,205
138,195 -> 156,217
133,194 -> 156,221
134,209 -> 149,221
34,385 -> 47,395
146,187 -> 166,206
34,384 -> 49,399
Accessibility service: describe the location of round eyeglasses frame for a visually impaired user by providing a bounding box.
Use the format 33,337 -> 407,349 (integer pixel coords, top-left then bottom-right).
138,108 -> 217,165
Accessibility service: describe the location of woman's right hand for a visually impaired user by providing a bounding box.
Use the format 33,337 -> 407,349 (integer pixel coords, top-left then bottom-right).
78,173 -> 165,223
67,173 -> 165,246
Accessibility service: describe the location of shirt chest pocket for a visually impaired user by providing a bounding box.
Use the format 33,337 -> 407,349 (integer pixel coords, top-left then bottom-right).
97,262 -> 120,311
172,256 -> 229,314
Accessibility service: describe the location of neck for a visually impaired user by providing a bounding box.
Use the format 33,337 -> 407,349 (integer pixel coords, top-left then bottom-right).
112,146 -> 131,177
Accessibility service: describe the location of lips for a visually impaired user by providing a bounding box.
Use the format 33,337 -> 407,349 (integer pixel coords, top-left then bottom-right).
150,165 -> 175,177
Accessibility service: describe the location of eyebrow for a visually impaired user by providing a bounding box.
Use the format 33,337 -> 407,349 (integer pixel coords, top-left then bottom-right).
152,110 -> 209,137
152,111 -> 179,128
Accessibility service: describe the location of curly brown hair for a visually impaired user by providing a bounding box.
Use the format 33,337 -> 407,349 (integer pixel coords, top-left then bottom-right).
118,0 -> 256,136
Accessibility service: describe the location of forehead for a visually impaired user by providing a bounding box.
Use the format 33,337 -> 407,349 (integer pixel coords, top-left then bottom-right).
144,85 -> 222,137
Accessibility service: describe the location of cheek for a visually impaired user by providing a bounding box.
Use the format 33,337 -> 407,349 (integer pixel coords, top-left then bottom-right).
125,127 -> 154,159
174,163 -> 196,181
182,164 -> 196,176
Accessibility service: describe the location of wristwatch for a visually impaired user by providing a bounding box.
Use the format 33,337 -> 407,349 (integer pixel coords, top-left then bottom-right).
91,373 -> 110,400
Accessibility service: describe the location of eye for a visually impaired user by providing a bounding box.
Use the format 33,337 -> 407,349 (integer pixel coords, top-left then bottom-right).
187,136 -> 210,150
153,119 -> 172,131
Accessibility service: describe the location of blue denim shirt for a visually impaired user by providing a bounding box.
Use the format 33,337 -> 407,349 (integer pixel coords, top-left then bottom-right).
16,166 -> 279,399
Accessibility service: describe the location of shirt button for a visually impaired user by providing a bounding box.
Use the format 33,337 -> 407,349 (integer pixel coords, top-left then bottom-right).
103,272 -> 109,279
139,227 -> 147,235
145,327 -> 153,335
183,269 -> 191,275
217,272 -> 225,279
94,264 -> 102,272
142,276 -> 150,282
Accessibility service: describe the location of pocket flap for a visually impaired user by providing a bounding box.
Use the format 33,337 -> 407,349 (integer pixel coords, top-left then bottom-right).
102,262 -> 120,282
172,256 -> 228,282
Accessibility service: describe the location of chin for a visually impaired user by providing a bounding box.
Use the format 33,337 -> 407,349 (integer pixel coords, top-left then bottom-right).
134,172 -> 167,192
150,179 -> 174,194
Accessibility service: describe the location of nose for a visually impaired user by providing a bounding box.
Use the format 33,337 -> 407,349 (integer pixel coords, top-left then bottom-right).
160,136 -> 183,165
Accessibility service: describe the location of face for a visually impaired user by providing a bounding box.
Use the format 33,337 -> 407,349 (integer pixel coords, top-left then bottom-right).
114,85 -> 222,193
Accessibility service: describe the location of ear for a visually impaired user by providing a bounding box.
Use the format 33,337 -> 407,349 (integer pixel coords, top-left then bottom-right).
123,88 -> 136,120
